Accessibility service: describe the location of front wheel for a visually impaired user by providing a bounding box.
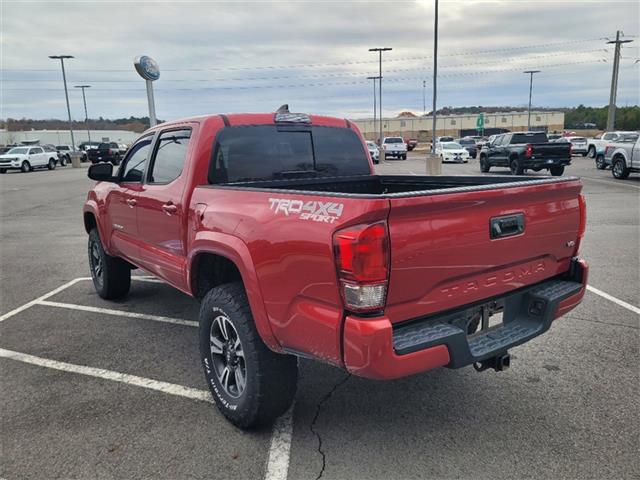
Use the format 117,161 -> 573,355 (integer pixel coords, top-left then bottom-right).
612,157 -> 630,179
550,165 -> 565,176
21,161 -> 31,173
595,155 -> 606,170
401,154 -> 407,160
199,283 -> 298,429
88,228 -> 131,299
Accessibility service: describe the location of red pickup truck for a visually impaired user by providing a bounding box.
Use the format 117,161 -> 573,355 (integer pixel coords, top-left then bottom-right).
83,107 -> 588,428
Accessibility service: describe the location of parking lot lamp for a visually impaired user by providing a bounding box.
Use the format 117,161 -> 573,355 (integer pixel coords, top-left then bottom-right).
606,31 -> 633,130
431,0 -> 438,153
523,70 -> 541,131
369,47 -> 392,145
74,85 -> 91,144
367,76 -> 379,140
49,55 -> 75,148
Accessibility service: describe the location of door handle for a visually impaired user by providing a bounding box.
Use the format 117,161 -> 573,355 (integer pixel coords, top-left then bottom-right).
126,198 -> 137,207
162,203 -> 178,215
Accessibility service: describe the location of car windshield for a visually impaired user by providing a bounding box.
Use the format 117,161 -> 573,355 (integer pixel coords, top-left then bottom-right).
384,138 -> 403,144
366,141 -> 376,148
7,147 -> 29,154
443,143 -> 463,150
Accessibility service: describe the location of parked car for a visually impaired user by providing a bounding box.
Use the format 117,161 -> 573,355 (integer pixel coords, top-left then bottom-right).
55,145 -> 74,164
366,140 -> 380,164
565,136 -> 588,156
479,131 -> 571,176
436,142 -> 470,163
42,144 -> 68,167
603,135 -> 640,179
404,138 -> 418,151
381,137 -> 407,160
587,131 -> 637,159
456,138 -> 478,158
436,136 -> 455,143
0,146 -> 59,173
547,133 -> 563,142
87,142 -> 123,165
83,109 -> 587,429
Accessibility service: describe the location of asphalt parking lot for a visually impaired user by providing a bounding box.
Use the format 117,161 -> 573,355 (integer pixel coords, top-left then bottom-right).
1,154 -> 638,480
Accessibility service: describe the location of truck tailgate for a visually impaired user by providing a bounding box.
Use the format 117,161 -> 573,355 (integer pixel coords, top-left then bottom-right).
531,143 -> 571,159
385,178 -> 583,324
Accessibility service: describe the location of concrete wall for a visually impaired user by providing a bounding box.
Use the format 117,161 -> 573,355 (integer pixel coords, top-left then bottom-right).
0,129 -> 140,147
352,111 -> 565,141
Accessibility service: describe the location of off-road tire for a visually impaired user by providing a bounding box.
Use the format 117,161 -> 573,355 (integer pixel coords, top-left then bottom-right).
479,156 -> 490,172
550,165 -> 565,176
88,228 -> 131,299
199,282 -> 298,429
612,157 -> 630,179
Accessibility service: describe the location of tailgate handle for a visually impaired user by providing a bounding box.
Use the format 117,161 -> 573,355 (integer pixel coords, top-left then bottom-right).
490,214 -> 525,239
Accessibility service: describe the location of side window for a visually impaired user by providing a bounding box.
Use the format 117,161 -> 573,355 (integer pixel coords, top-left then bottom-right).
121,138 -> 152,183
603,133 -> 614,140
148,129 -> 191,184
30,147 -> 43,154
493,135 -> 503,146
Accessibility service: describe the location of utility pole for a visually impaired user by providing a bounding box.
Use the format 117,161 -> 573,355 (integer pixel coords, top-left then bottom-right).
606,31 -> 633,130
423,80 -> 426,116
523,70 -> 541,131
431,0 -> 438,153
49,55 -> 75,148
369,47 -> 392,146
367,76 -> 379,140
74,85 -> 91,144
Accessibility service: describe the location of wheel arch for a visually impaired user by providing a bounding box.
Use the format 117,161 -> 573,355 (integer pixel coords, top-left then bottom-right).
188,235 -> 280,352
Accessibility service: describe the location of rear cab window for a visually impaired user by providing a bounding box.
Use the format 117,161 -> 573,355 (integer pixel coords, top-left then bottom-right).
209,126 -> 370,184
510,132 -> 548,144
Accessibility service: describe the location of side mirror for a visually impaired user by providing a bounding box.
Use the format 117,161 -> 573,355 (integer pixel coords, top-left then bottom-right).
88,162 -> 115,182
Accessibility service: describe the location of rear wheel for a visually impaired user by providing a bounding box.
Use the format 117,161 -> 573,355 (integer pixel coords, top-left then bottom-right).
595,155 -> 606,170
60,156 -> 68,166
47,158 -> 56,170
550,165 -> 565,176
21,161 -> 30,173
612,157 -> 630,179
509,157 -> 524,175
0,169 -> 6,174
479,156 -> 490,172
88,228 -> 131,299
199,282 -> 298,429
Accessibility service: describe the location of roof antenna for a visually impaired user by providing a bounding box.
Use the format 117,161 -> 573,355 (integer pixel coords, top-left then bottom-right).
276,104 -> 290,113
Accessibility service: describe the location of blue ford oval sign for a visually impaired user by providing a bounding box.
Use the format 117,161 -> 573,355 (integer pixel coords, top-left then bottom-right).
134,55 -> 160,81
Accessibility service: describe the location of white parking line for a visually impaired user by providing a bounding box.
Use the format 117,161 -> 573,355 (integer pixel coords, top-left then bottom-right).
0,276 -> 294,480
587,285 -> 640,315
37,300 -> 199,327
0,347 -> 212,402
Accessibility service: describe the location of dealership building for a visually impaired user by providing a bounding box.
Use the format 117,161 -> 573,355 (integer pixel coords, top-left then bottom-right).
352,111 -> 565,141
0,129 -> 140,147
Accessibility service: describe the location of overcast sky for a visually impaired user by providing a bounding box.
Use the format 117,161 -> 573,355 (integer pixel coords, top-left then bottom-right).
2,0 -> 639,122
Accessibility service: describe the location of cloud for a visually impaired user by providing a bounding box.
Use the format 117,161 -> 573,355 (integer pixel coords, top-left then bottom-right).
1,0 -> 638,121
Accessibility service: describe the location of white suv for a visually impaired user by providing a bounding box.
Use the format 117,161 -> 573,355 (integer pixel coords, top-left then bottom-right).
382,137 -> 407,160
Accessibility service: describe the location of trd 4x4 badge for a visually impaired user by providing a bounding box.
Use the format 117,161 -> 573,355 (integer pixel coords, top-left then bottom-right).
268,198 -> 344,223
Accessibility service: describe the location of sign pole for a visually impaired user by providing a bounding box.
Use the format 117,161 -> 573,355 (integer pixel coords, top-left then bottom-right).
146,80 -> 157,127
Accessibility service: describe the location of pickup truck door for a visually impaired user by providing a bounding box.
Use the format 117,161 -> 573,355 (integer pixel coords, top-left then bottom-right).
29,147 -> 46,167
135,128 -> 192,287
632,139 -> 640,168
105,137 -> 153,263
487,135 -> 504,165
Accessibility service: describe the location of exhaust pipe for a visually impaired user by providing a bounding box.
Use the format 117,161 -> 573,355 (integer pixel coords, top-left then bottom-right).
473,353 -> 511,372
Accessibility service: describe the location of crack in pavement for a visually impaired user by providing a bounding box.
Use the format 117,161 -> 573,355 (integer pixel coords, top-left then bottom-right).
310,373 -> 351,480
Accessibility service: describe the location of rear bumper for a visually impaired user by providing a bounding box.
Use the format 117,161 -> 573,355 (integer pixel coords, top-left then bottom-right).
523,158 -> 572,168
343,258 -> 588,380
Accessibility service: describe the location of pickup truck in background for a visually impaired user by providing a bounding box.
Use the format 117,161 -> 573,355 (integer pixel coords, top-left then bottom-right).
381,136 -> 407,160
479,131 -> 572,176
604,136 -> 640,179
87,142 -> 123,165
587,131 -> 637,159
84,108 -> 588,428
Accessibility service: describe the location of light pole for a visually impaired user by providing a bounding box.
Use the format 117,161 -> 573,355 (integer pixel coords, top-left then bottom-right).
367,76 -> 379,140
523,70 -> 541,131
423,80 -> 427,116
74,85 -> 91,144
49,55 -> 75,148
606,31 -> 633,130
369,47 -> 392,146
431,0 -> 438,153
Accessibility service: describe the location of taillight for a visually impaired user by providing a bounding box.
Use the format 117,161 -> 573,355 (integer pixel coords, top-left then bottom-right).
604,144 -> 613,155
108,148 -> 113,155
334,222 -> 389,312
574,193 -> 587,255
525,144 -> 532,158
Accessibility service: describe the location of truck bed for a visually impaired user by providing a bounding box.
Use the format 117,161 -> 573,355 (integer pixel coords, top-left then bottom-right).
211,174 -> 578,197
